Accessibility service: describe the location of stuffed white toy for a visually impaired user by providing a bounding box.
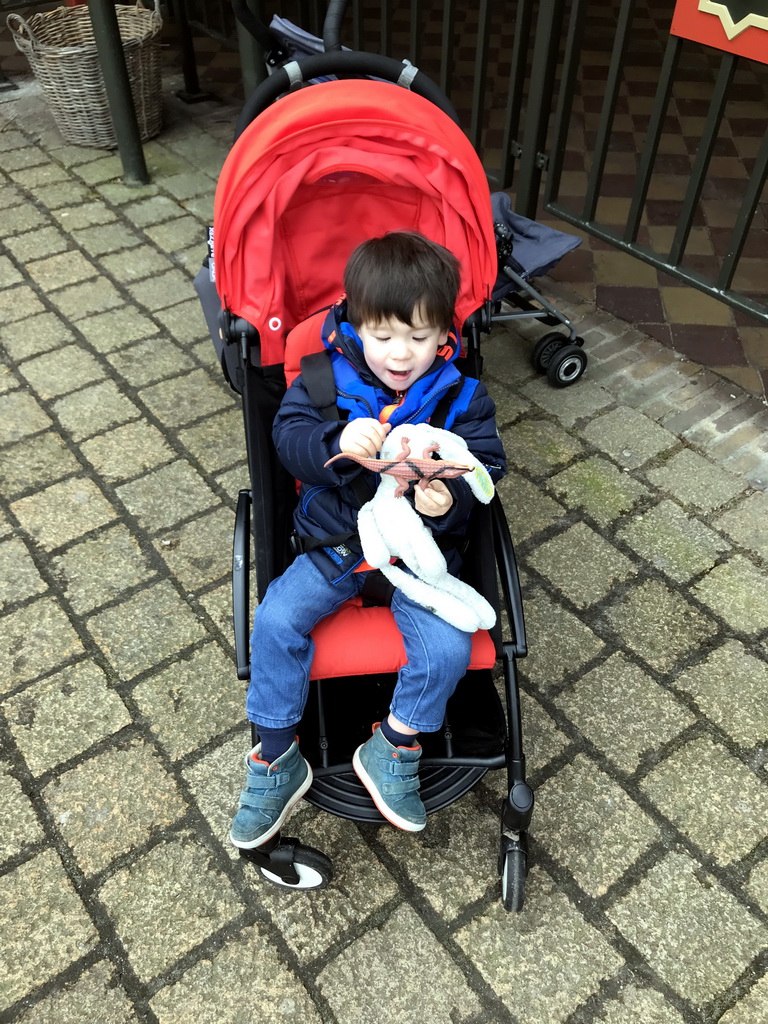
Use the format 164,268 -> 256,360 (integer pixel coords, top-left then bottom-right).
327,422 -> 496,632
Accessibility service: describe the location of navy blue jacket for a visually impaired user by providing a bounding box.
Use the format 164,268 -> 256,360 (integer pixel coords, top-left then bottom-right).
274,308 -> 506,583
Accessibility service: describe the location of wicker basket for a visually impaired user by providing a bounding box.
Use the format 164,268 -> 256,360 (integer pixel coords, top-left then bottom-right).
7,1 -> 163,149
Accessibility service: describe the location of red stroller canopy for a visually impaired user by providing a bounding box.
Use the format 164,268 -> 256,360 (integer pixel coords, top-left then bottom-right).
213,77 -> 496,366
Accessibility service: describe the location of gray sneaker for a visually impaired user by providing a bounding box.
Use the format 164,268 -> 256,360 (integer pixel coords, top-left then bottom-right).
230,739 -> 313,849
353,723 -> 426,831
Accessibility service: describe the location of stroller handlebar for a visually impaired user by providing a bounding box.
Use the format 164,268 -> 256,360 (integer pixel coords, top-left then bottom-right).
235,51 -> 459,138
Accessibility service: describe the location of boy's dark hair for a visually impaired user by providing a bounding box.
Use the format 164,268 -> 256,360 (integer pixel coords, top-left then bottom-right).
344,232 -> 460,332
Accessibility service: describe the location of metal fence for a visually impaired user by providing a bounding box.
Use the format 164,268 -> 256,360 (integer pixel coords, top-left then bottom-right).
179,0 -> 768,328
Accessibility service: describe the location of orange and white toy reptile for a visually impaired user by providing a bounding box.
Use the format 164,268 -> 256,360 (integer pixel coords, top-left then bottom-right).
326,422 -> 496,633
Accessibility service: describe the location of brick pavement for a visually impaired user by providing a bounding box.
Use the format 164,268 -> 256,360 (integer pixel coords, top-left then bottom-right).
1,74 -> 768,1024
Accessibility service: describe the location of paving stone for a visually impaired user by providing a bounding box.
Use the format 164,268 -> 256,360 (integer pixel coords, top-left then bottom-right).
181,731 -> 253,860
582,406 -> 678,468
88,581 -> 208,680
149,923 -> 321,1024
0,389 -> 52,443
521,375 -> 614,426
492,386 -> 532,424
52,380 -> 141,441
100,247 -> 177,284
456,868 -> 624,1023
617,498 -> 730,581
4,660 -> 131,775
74,155 -> 123,185
18,343 -> 105,400
140,368 -> 233,427
0,257 -> 24,291
116,460 -> 220,531
555,653 -> 696,774
719,976 -> 768,1024
0,764 -> 44,861
548,456 -> 649,526
674,640 -> 768,749
25,251 -> 98,291
528,522 -> 638,608
0,284 -> 46,323
747,860 -> 768,915
79,420 -> 175,484
47,278 -> 125,321
153,297 -> 212,343
484,327 -> 543,385
0,536 -> 47,609
693,556 -> 768,635
603,579 -> 719,673
44,739 -> 187,877
379,790 -> 500,918
121,196 -> 186,229
536,755 -> 659,896
0,850 -> 98,1009
153,508 -> 232,589
0,310 -> 75,362
496,470 -> 565,543
177,408 -> 250,474
2,204 -> 49,235
133,644 -> 243,760
0,597 -> 84,694
607,852 -> 768,1006
98,833 -> 242,983
645,449 -> 746,511
196,580 -> 235,639
504,418 -> 585,476
8,162 -> 71,188
11,476 -> 117,551
76,306 -> 161,353
144,214 -> 208,251
319,905 -> 481,1021
13,961 -> 136,1024
215,465 -> 250,504
597,984 -> 687,1024
50,524 -> 156,613
714,491 -> 768,561
641,737 -> 768,865
105,335 -> 196,387
51,199 -> 117,229
5,228 -> 70,266
75,223 -> 144,257
521,589 -> 605,693
125,269 -> 193,311
259,812 -> 402,959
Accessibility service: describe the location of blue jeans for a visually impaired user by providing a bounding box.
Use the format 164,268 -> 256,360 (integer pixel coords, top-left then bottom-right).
246,553 -> 473,734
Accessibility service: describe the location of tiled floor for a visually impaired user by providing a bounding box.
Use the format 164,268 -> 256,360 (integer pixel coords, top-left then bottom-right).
1,0 -> 767,401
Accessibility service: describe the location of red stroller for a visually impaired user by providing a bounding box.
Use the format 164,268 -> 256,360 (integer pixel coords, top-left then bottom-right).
197,51 -> 533,910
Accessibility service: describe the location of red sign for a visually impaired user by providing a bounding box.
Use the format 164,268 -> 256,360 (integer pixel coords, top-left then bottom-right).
670,0 -> 768,64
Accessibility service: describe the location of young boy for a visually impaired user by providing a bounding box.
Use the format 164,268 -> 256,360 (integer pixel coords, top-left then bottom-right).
230,231 -> 506,849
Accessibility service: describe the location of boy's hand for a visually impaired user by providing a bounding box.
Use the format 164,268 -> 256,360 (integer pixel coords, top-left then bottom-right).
414,479 -> 454,517
338,418 -> 391,460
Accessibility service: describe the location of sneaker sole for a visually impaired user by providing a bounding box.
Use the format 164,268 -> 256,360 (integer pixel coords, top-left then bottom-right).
229,762 -> 314,849
352,746 -> 426,832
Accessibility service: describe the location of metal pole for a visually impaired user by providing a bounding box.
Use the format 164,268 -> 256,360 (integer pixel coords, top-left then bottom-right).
87,0 -> 149,185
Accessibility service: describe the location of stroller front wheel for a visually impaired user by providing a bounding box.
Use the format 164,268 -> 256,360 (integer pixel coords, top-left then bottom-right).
546,344 -> 587,388
500,846 -> 526,912
259,844 -> 334,890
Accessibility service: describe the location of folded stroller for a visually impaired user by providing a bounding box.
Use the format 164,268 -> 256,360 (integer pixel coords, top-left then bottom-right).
197,46 -> 533,911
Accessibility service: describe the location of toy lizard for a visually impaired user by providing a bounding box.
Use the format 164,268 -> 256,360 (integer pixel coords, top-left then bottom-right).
324,435 -> 474,497
327,423 -> 496,633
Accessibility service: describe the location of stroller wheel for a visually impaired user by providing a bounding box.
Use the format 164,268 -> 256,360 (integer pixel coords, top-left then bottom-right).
501,847 -> 526,913
258,844 -> 334,890
531,332 -> 567,374
546,344 -> 587,388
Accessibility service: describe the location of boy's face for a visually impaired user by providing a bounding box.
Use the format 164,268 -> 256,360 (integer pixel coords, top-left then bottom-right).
358,314 -> 448,392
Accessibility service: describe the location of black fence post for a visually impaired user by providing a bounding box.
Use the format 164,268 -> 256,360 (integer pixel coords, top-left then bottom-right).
87,0 -> 150,185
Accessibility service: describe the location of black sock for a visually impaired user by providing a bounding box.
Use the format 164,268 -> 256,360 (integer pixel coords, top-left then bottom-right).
255,725 -> 296,764
380,719 -> 419,749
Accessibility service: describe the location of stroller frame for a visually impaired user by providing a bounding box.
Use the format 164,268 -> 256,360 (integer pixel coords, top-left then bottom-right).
203,35 -> 535,910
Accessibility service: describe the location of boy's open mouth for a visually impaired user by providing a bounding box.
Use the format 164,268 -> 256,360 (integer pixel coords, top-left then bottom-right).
387,369 -> 411,380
